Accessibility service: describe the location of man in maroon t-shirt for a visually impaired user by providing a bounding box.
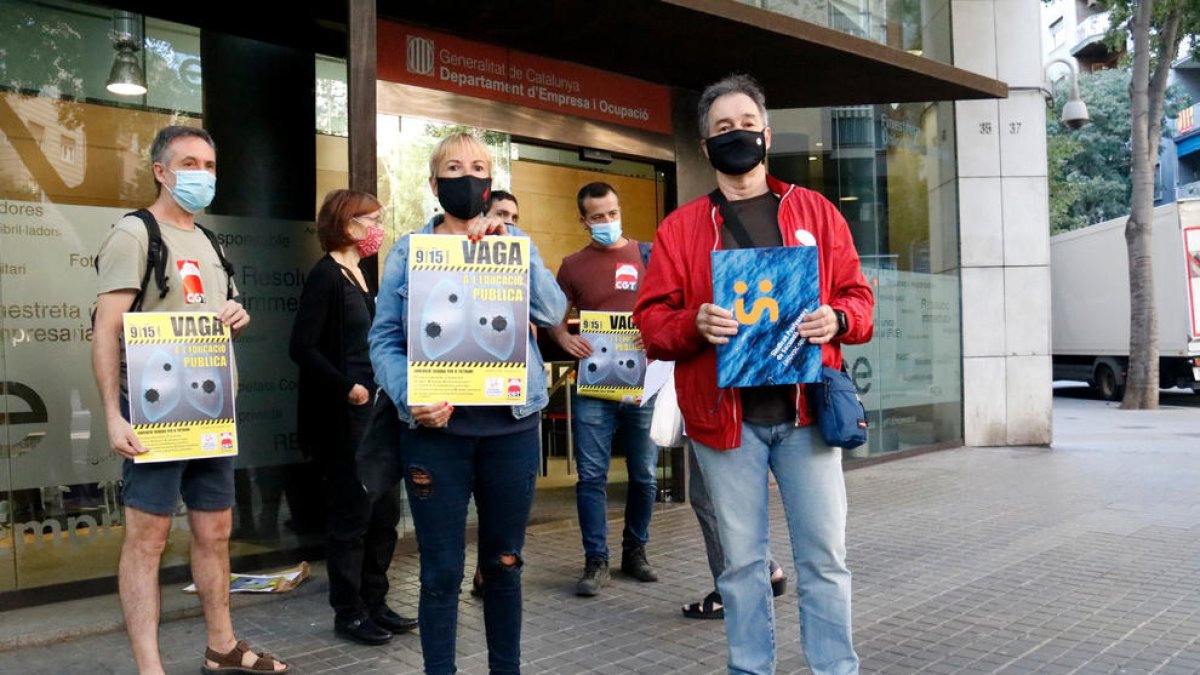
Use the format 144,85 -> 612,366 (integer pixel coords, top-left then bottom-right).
552,182 -> 659,597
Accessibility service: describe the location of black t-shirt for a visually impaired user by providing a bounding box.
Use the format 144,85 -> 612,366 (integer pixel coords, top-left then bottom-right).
339,270 -> 375,386
723,191 -> 796,426
444,403 -> 540,436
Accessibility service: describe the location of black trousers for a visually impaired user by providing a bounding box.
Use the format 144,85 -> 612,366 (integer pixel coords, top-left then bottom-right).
322,403 -> 401,621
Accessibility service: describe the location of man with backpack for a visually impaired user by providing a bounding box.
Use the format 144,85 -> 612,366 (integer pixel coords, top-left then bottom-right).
91,126 -> 288,674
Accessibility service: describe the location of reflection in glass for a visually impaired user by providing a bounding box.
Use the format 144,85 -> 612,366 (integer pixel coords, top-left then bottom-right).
104,11 -> 148,97
376,114 -> 512,246
316,56 -> 348,138
0,0 -> 329,592
734,0 -> 952,63
769,101 -> 962,456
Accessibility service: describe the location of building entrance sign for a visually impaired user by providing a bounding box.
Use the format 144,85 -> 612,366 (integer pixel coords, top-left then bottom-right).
378,21 -> 672,135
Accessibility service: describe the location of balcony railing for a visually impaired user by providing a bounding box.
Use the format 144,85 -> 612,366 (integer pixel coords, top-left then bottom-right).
1070,11 -> 1112,55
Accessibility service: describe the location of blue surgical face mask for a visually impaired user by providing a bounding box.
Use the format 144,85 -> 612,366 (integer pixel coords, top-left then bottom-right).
168,169 -> 216,214
590,220 -> 622,246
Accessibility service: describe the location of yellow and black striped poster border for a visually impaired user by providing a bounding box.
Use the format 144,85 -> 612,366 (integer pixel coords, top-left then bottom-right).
577,386 -> 640,394
127,335 -> 229,345
578,327 -> 634,335
410,361 -> 524,369
135,418 -> 234,431
411,264 -> 527,274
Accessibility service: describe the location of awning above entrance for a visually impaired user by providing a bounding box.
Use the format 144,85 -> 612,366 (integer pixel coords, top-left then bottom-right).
382,0 -> 1008,107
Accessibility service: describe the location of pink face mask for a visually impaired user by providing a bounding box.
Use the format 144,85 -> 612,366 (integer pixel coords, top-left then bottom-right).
354,222 -> 385,258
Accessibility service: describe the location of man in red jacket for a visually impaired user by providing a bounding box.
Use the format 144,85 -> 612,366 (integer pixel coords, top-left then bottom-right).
634,75 -> 872,675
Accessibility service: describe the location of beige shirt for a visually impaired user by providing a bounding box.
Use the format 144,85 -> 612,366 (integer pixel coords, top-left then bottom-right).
97,214 -> 236,310
97,214 -> 238,397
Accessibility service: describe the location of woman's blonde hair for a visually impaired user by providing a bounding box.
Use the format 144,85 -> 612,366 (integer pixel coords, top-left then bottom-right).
429,131 -> 492,177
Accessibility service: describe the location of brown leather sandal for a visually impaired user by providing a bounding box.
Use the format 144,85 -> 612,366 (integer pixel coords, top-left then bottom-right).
201,640 -> 289,674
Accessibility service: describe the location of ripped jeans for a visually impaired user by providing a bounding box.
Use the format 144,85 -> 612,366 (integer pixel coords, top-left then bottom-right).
400,424 -> 540,675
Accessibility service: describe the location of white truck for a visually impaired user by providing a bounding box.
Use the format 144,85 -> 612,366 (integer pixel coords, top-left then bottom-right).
1051,199 -> 1200,400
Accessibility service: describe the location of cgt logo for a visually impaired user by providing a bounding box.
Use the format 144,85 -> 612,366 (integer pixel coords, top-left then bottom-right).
407,36 -> 435,76
506,378 -> 523,398
1,381 -> 48,454
614,263 -> 639,291
177,260 -> 205,304
732,279 -> 779,324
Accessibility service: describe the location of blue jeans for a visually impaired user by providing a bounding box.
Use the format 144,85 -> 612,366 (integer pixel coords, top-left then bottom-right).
572,392 -> 658,560
401,424 -> 540,675
693,423 -> 859,675
688,441 -> 779,587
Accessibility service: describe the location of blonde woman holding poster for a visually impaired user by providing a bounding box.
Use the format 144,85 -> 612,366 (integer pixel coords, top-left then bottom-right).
368,132 -> 566,674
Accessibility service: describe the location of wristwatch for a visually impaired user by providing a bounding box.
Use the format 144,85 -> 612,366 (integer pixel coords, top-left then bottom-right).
833,309 -> 848,337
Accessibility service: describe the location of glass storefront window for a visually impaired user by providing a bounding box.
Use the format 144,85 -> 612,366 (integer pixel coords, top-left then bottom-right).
769,101 -> 963,456
0,2 -> 200,113
316,57 -> 349,215
376,114 -> 512,245
1,1 -> 209,593
736,0 -> 952,63
144,18 -> 203,115
1,0 -> 331,594
316,56 -> 348,138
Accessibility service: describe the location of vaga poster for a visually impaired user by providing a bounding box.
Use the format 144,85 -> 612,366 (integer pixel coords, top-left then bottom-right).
407,234 -> 531,405
711,246 -> 822,389
577,311 -> 645,403
123,312 -> 238,463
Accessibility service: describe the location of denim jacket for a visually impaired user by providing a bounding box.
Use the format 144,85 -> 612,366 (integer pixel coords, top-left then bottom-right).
369,217 -> 568,425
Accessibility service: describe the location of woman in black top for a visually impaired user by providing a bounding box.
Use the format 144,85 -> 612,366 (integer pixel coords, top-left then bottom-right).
289,189 -> 416,645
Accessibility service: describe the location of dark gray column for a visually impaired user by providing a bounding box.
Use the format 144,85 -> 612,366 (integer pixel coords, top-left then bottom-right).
200,32 -> 315,220
672,87 -> 714,205
348,0 -> 377,196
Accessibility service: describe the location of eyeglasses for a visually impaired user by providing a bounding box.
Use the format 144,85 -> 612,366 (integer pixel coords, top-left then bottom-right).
353,214 -> 384,226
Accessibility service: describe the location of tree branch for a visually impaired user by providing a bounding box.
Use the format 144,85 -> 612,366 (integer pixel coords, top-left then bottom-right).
1147,1 -> 1183,150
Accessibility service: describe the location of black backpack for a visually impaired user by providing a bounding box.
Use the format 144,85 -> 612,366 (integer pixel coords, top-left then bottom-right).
100,209 -> 236,312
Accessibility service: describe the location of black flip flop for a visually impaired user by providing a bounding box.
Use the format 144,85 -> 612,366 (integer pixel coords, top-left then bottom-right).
681,590 -> 724,619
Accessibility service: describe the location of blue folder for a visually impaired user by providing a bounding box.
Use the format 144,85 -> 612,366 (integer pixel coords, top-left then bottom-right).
711,246 -> 822,389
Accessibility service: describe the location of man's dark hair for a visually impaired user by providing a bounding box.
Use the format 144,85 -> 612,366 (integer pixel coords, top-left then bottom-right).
576,181 -> 617,216
696,74 -> 769,138
149,125 -> 216,192
486,189 -> 518,211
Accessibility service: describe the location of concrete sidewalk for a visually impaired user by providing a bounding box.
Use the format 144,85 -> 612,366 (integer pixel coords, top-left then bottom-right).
2,394 -> 1199,674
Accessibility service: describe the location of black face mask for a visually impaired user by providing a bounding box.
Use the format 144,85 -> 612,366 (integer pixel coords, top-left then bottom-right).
436,176 -> 492,220
704,129 -> 767,176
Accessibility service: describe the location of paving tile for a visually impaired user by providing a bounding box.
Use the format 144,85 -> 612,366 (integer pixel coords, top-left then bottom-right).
4,397 -> 1200,673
